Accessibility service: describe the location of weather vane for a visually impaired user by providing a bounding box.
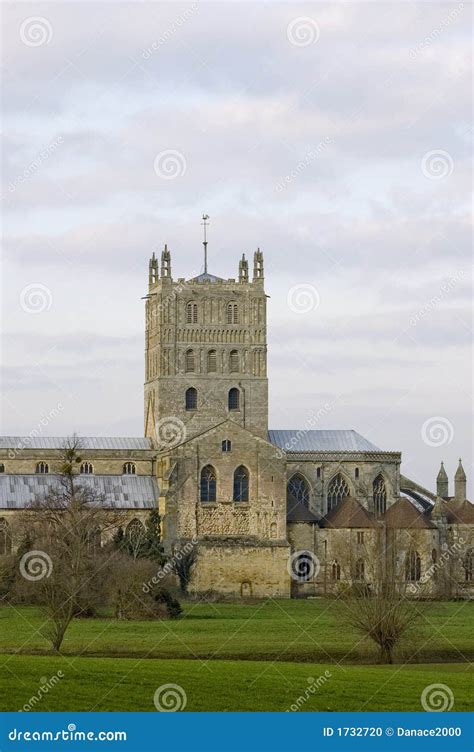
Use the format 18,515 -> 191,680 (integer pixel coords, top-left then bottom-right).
201,214 -> 210,274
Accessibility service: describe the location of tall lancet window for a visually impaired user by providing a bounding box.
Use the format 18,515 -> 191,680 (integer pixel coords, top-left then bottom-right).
185,349 -> 195,373
326,474 -> 349,513
373,474 -> 387,516
186,302 -> 198,324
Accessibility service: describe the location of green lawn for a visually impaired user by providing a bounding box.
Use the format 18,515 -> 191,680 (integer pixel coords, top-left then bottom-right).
0,599 -> 472,711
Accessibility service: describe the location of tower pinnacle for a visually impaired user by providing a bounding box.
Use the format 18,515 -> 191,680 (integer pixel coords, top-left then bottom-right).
201,214 -> 210,274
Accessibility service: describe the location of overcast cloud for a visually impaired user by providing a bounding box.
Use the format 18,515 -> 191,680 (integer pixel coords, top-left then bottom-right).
1,1 -> 472,496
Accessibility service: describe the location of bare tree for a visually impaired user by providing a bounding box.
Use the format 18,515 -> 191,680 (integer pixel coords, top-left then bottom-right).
21,436 -> 122,651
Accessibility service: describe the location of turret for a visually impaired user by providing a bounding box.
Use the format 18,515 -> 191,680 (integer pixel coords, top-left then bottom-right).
454,459 -> 466,502
149,252 -> 158,285
239,253 -> 249,283
161,244 -> 172,278
253,248 -> 264,281
436,461 -> 449,498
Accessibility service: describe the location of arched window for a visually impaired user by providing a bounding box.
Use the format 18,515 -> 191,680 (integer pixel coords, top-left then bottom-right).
233,465 -> 249,502
36,462 -> 49,474
186,302 -> 198,324
0,518 -> 11,556
463,549 -> 473,582
405,550 -> 421,582
0,463 -> 4,473
207,350 -> 217,373
80,462 -> 94,475
327,474 -> 349,512
125,518 -> 146,553
331,560 -> 341,581
227,302 -> 238,324
355,558 -> 365,581
229,349 -> 239,373
222,439 -> 232,453
373,474 -> 387,516
123,462 -> 136,475
228,387 -> 240,411
287,474 -> 310,508
200,465 -> 216,502
185,349 -> 195,373
185,387 -> 197,410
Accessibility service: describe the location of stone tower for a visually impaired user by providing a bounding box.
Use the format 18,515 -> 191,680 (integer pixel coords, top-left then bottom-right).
436,461 -> 449,498
454,459 -> 467,502
144,242 -> 269,444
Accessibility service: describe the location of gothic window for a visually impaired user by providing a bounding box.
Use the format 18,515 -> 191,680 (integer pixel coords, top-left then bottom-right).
355,467 -> 359,479
405,550 -> 421,582
200,465 -> 216,502
185,387 -> 197,410
233,465 -> 249,502
186,302 -> 198,324
373,474 -> 387,516
316,467 -> 321,479
357,531 -> 364,545
123,462 -> 136,475
207,350 -> 217,373
222,440 -> 232,453
0,464 -> 4,473
125,518 -> 146,552
185,349 -> 195,373
326,474 -> 349,512
463,549 -> 473,582
80,462 -> 94,475
36,462 -> 49,474
287,474 -> 310,508
331,560 -> 341,581
227,302 -> 238,324
355,558 -> 365,581
0,518 -> 11,555
228,387 -> 240,411
229,349 -> 239,373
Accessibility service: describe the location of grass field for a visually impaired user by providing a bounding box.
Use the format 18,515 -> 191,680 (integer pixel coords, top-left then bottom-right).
0,599 -> 472,711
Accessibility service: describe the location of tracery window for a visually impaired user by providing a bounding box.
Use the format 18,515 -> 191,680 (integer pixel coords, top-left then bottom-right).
326,474 -> 349,512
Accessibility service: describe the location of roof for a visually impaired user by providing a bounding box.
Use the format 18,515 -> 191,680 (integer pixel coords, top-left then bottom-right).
320,496 -> 377,528
268,429 -> 381,453
286,493 -> 320,523
0,437 -> 153,451
191,272 -> 224,283
383,497 -> 436,529
442,499 -> 474,525
0,474 -> 158,509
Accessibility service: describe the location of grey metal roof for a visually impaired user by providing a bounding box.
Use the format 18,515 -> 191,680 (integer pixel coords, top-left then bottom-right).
268,429 -> 381,453
0,475 -> 158,509
191,272 -> 224,283
0,437 -> 153,451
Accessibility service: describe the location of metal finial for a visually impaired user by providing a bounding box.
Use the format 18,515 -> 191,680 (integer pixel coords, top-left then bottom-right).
201,214 -> 210,274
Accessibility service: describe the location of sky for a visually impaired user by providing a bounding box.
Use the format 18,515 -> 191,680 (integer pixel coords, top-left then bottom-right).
1,1 -> 472,497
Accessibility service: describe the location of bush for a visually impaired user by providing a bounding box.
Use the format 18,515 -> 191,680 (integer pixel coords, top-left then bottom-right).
108,554 -> 182,620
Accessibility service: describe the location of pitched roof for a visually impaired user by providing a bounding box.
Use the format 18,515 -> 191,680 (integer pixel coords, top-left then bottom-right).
286,494 -> 320,523
383,497 -> 436,529
320,496 -> 377,528
0,474 -> 158,509
443,499 -> 474,525
0,437 -> 153,451
191,272 -> 224,283
268,429 -> 381,453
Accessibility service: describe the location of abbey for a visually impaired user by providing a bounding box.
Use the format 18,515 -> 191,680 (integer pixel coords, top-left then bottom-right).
0,242 -> 473,598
